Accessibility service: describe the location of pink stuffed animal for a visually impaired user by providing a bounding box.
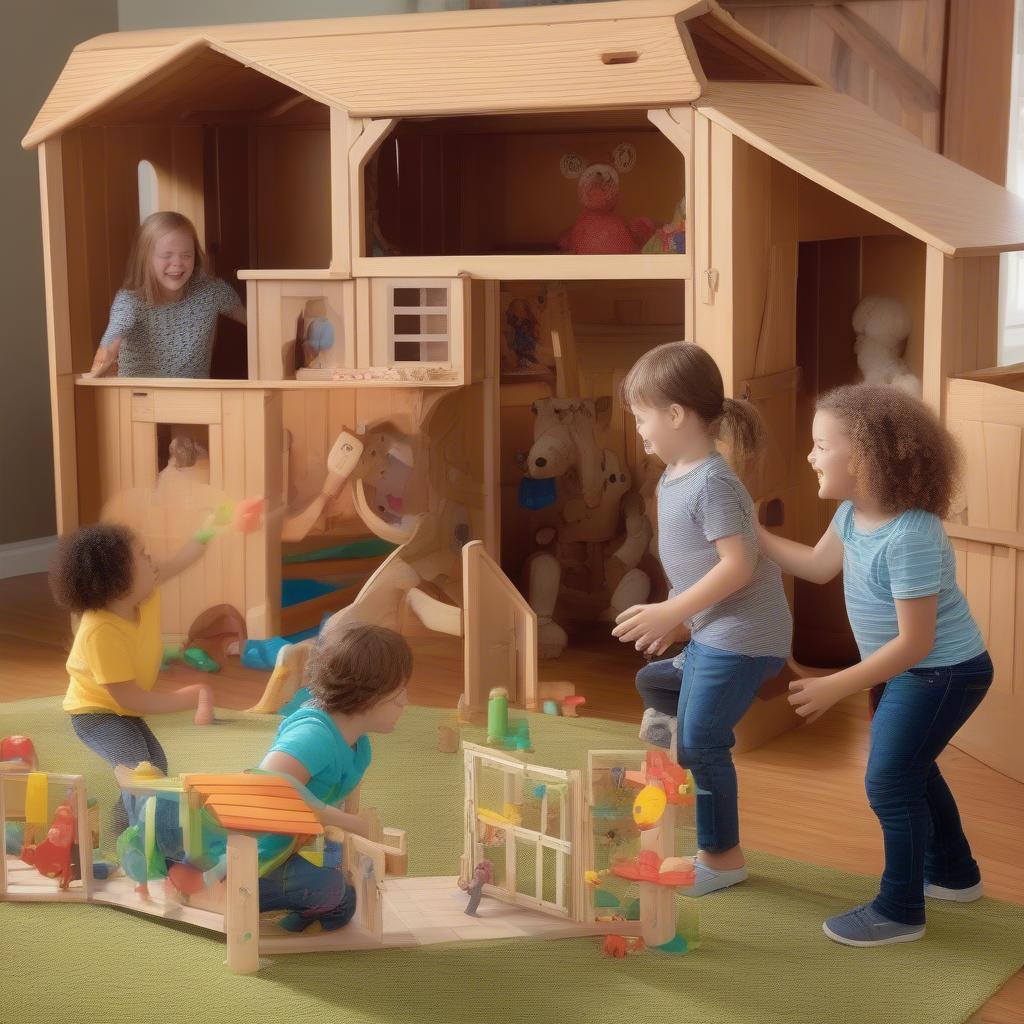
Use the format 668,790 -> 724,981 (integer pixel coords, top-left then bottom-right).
558,143 -> 656,255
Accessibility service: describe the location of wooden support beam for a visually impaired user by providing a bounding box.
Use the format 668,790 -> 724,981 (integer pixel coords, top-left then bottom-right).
815,6 -> 941,113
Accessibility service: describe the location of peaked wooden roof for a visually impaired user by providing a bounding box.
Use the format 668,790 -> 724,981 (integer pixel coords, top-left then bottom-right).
694,82 -> 1024,257
23,0 -> 710,147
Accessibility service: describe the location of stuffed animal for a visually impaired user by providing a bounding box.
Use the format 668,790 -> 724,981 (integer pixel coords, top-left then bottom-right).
642,199 -> 686,254
852,295 -> 920,396
558,143 -> 656,255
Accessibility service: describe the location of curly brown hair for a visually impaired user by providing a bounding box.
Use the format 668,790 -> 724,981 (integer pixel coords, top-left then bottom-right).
305,621 -> 413,715
49,523 -> 137,613
816,384 -> 961,517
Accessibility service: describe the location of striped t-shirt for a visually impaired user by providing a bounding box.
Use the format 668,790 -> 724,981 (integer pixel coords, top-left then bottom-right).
831,501 -> 984,667
657,452 -> 792,659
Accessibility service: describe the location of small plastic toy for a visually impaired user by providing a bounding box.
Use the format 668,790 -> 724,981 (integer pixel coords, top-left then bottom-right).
485,686 -> 533,752
458,859 -> 494,917
21,797 -> 79,890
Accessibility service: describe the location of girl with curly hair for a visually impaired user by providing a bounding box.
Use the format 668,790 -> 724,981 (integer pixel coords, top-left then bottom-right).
757,384 -> 991,948
51,522 -> 217,836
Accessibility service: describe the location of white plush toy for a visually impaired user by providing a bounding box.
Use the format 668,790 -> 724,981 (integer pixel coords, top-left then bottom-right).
852,294 -> 920,396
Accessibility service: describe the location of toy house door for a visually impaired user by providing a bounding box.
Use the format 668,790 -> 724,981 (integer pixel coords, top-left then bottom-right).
461,540 -> 538,715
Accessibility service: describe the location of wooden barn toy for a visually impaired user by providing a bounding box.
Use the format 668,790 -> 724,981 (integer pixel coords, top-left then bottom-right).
22,0 -> 1024,774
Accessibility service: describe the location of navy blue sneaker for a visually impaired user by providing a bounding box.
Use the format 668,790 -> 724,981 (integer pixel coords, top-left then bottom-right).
822,903 -> 925,947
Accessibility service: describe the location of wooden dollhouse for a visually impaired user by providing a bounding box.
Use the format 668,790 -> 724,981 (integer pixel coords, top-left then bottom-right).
23,0 -> 1024,775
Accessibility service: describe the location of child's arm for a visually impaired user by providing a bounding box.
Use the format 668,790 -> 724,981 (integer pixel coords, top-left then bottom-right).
260,751 -> 372,837
106,680 -> 213,718
613,533 -> 754,651
156,538 -> 208,584
83,337 -> 122,378
225,305 -> 247,326
756,521 -> 844,584
156,513 -> 223,582
788,595 -> 937,723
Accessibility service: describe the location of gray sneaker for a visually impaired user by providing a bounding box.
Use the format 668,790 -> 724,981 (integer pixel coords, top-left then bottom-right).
822,903 -> 925,947
639,708 -> 677,750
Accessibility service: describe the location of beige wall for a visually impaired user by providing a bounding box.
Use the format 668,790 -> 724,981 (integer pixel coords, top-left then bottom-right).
1,1 -> 117,545
117,0 -> 414,30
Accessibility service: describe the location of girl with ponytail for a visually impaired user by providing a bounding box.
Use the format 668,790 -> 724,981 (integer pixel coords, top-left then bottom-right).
613,342 -> 792,896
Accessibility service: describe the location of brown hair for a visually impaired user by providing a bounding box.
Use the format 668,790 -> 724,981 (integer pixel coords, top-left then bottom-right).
305,621 -> 413,715
49,523 -> 137,613
123,211 -> 206,307
619,341 -> 767,474
816,384 -> 961,517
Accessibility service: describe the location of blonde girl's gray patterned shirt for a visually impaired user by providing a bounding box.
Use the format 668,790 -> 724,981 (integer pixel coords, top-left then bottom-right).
99,272 -> 242,378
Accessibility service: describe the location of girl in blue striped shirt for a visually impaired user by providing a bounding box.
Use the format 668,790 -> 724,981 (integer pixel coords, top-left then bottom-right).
758,384 -> 992,948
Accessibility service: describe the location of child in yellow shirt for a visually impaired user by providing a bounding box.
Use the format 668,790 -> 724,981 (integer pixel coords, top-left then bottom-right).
51,522 -> 216,835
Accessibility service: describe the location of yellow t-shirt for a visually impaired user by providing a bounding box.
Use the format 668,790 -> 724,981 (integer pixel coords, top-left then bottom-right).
62,590 -> 163,716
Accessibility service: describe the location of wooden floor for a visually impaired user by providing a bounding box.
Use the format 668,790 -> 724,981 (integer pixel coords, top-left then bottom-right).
2,571 -> 1021,1023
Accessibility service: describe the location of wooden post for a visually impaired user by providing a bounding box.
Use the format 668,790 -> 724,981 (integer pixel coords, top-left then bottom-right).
73,779 -> 94,900
38,138 -> 78,534
330,107 -> 353,276
639,803 -> 677,948
0,767 -> 8,899
225,833 -> 261,974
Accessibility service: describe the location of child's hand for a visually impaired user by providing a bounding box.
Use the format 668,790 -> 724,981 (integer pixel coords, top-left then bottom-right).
787,676 -> 844,724
644,622 -> 689,658
612,602 -> 683,652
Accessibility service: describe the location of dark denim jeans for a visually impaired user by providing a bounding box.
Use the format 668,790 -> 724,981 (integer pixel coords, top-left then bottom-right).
259,852 -> 357,931
867,650 -> 993,925
636,639 -> 786,852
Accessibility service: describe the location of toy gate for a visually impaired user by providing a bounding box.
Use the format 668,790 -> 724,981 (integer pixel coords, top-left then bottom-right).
461,741 -> 698,948
462,742 -> 582,920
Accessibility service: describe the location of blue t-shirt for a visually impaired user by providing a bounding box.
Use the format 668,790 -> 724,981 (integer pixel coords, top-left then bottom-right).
257,705 -> 372,870
831,502 -> 984,668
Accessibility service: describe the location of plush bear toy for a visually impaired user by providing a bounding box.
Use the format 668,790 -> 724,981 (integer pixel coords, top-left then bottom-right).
558,143 -> 656,255
852,295 -> 920,396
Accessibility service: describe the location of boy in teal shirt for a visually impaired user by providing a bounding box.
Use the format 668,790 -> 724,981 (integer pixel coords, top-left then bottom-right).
215,621 -> 411,932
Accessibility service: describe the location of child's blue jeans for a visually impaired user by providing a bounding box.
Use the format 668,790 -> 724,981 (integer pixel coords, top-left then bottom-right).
259,853 -> 357,931
636,639 -> 786,853
867,650 -> 992,925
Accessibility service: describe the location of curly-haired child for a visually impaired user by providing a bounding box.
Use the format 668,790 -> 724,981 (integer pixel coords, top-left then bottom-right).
51,523 -> 217,835
757,384 -> 991,947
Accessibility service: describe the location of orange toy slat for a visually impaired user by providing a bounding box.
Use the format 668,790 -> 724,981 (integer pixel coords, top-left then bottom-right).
204,802 -> 317,825
200,793 -> 312,811
215,811 -> 323,835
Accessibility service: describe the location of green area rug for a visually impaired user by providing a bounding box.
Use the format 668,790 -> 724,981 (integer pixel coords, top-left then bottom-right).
2,696 -> 1023,1024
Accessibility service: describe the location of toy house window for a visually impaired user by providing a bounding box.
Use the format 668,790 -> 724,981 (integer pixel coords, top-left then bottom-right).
388,283 -> 450,363
156,424 -> 210,484
138,160 -> 158,223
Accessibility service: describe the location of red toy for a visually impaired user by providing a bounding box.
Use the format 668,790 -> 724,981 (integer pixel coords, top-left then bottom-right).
558,143 -> 656,255
0,734 -> 37,768
21,797 -> 79,889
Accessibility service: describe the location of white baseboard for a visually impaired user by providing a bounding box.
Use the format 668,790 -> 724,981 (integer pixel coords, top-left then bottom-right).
0,535 -> 58,580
